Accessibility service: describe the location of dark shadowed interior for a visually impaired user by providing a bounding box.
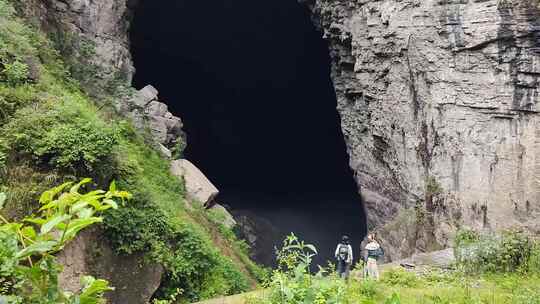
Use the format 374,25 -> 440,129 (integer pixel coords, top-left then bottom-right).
130,0 -> 366,266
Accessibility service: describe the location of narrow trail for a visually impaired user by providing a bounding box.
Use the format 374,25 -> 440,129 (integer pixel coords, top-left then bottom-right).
193,290 -> 267,304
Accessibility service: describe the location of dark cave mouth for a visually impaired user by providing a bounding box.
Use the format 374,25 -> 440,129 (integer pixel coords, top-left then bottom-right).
129,0 -> 366,266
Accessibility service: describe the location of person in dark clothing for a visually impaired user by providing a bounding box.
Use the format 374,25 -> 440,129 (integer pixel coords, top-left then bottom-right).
334,235 -> 353,279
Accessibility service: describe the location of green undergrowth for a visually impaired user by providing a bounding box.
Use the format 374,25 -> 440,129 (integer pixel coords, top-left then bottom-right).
0,1 -> 258,302
242,234 -> 540,304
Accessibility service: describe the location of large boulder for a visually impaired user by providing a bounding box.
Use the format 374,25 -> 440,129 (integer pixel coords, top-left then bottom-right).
170,159 -> 219,207
57,228 -> 163,304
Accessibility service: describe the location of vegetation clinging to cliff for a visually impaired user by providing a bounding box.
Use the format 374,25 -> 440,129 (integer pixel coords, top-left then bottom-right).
0,0 -> 258,301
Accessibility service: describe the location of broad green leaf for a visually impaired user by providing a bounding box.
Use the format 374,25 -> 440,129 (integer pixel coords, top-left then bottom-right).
24,217 -> 47,226
41,214 -> 70,234
15,240 -> 57,259
79,276 -> 114,304
21,226 -> 37,240
39,182 -> 72,204
39,199 -> 59,211
70,200 -> 90,214
95,205 -> 112,212
70,178 -> 92,195
86,198 -> 103,210
81,190 -> 106,197
109,180 -> 116,193
63,217 -> 102,241
76,207 -> 94,219
102,199 -> 118,210
0,192 -> 6,209
0,222 -> 22,233
79,191 -> 105,202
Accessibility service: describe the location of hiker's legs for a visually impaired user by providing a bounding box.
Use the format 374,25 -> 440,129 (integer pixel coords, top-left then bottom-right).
337,260 -> 345,277
367,258 -> 379,280
343,263 -> 351,280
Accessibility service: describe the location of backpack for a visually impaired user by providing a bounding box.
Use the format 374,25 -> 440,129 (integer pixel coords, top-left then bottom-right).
368,246 -> 384,259
338,244 -> 349,261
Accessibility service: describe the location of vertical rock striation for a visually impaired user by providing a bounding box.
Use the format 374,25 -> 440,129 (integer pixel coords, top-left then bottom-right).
302,0 -> 540,259
20,0 -> 134,82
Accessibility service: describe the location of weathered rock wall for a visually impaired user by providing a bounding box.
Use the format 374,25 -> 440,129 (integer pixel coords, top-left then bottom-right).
57,228 -> 163,304
20,0 -> 135,82
302,0 -> 540,259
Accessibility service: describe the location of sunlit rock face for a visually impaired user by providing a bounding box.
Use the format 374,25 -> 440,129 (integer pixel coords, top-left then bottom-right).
302,0 -> 540,259
21,0 -> 135,81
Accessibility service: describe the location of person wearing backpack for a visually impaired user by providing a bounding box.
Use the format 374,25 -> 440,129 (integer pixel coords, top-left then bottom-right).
363,233 -> 383,280
334,235 -> 353,279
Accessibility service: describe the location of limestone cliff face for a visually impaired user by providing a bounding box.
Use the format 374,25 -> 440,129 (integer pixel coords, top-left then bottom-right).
21,0 -> 134,82
302,0 -> 540,258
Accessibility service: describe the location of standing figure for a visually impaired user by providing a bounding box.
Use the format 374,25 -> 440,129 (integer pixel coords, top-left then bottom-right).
335,235 -> 353,279
364,233 -> 383,280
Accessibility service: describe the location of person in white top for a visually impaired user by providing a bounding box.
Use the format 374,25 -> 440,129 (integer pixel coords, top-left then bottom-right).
363,233 -> 383,280
334,235 -> 353,279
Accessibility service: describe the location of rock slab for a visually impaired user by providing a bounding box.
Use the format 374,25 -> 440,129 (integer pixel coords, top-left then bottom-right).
171,159 -> 219,207
57,228 -> 163,304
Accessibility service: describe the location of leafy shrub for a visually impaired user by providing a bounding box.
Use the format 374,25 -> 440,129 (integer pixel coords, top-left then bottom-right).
0,85 -> 40,124
455,229 -> 537,274
35,121 -> 117,170
510,286 -> 540,304
358,279 -> 378,298
0,0 -> 13,17
1,60 -> 29,86
381,267 -> 419,287
150,223 -> 250,302
103,198 -> 171,254
526,241 -> 540,273
384,292 -> 401,304
0,179 -> 130,303
3,104 -> 117,173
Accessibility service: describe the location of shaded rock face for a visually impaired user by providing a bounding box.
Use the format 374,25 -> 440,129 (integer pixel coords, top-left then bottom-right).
57,228 -> 163,304
302,0 -> 540,259
232,209 -> 282,266
21,0 -> 134,82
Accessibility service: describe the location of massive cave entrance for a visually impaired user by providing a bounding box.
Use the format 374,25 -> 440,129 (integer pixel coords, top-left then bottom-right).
130,0 -> 366,266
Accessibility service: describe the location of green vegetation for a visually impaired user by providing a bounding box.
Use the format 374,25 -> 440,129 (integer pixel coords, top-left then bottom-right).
0,1 -> 259,302
454,228 -> 540,274
241,233 -> 540,304
0,179 -> 130,303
